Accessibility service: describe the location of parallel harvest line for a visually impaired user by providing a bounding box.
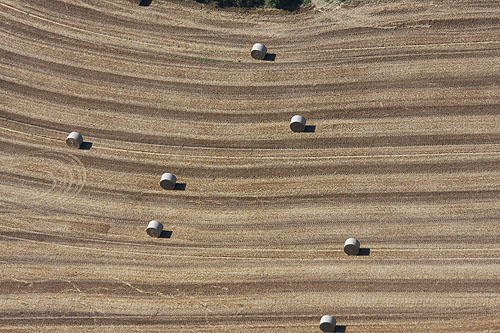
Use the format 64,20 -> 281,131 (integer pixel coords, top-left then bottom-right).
2,2 -> 500,56
3,124 -> 500,159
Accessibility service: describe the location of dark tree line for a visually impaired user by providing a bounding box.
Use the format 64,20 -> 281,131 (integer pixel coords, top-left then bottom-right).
195,0 -> 303,10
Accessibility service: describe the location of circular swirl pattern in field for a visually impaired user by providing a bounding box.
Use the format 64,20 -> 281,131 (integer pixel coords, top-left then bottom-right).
0,151 -> 86,212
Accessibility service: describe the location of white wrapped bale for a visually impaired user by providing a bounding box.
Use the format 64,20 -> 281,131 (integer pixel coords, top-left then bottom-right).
344,237 -> 361,255
251,43 -> 267,60
160,173 -> 176,190
320,315 -> 336,332
66,132 -> 83,149
290,115 -> 306,132
146,220 -> 163,238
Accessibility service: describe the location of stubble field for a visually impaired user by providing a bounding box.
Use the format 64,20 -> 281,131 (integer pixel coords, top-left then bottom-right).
1,0 -> 500,331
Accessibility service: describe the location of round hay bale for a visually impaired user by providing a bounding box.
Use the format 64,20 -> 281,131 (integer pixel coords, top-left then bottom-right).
66,132 -> 83,149
344,237 -> 360,255
251,43 -> 267,60
320,315 -> 336,332
146,220 -> 163,238
290,115 -> 306,132
160,173 -> 177,190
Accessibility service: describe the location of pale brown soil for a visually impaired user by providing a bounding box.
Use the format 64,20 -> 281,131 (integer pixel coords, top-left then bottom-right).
1,0 -> 500,331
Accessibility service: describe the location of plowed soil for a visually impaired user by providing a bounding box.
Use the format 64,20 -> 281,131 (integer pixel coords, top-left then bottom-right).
1,0 -> 500,331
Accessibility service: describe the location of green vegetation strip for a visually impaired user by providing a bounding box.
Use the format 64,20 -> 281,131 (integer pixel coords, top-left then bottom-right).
193,0 -> 305,10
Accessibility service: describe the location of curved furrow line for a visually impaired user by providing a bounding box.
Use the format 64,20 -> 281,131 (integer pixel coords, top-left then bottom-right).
4,42 -> 499,89
13,108 -> 500,150
2,20 -> 499,74
1,83 -> 499,142
2,48 -> 498,97
4,115 -> 500,161
2,230 -> 499,263
1,5 -> 498,68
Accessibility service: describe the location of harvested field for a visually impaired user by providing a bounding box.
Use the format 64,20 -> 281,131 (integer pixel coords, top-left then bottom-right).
1,0 -> 500,331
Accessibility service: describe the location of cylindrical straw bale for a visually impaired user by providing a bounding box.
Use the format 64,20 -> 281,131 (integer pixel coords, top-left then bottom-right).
251,43 -> 267,60
290,115 -> 306,132
160,173 -> 177,190
320,315 -> 336,332
344,237 -> 360,255
146,220 -> 163,238
66,132 -> 83,149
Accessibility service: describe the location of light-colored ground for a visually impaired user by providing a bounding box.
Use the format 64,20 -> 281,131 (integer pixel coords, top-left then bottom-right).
1,0 -> 500,331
